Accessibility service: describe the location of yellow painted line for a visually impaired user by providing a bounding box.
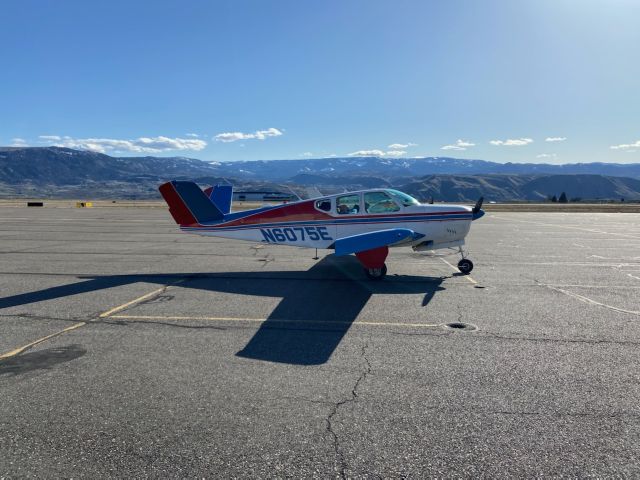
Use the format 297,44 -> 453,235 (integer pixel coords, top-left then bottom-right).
108,314 -> 442,328
439,258 -> 478,284
2,281 -> 184,359
0,322 -> 86,360
99,286 -> 168,318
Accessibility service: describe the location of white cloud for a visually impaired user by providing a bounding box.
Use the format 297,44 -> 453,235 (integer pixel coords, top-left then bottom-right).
610,140 -> 640,150
536,153 -> 557,159
300,152 -> 313,157
441,139 -> 475,151
348,149 -> 408,157
185,133 -> 199,138
214,127 -> 283,143
385,150 -> 407,157
11,138 -> 28,147
545,137 -> 566,142
388,142 -> 417,149
39,135 -> 62,142
53,135 -> 207,153
348,149 -> 386,157
490,138 -> 533,146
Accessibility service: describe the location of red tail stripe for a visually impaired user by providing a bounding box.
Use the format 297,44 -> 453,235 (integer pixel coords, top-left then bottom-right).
159,182 -> 197,225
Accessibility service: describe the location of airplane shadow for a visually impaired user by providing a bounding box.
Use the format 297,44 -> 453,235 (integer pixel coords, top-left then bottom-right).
0,256 -> 446,365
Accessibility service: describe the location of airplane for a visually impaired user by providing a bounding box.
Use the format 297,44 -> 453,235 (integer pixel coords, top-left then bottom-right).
159,181 -> 484,280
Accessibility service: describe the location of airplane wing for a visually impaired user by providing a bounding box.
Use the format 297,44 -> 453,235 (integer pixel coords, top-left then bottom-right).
334,228 -> 423,256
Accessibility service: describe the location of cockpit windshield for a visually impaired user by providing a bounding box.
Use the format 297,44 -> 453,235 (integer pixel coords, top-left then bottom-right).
385,189 -> 420,207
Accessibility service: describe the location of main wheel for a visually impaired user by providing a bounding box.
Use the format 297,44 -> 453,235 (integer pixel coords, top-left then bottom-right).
365,264 -> 387,280
457,258 -> 474,274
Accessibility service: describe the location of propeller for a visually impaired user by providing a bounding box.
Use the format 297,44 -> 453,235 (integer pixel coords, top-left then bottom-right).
472,196 -> 484,220
472,196 -> 484,214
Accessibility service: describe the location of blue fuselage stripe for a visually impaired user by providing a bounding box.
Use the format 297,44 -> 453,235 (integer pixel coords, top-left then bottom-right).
181,213 -> 472,232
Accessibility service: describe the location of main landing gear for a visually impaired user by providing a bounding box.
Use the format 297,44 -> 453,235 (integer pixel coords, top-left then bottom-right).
365,264 -> 387,280
457,246 -> 474,275
356,246 -> 389,281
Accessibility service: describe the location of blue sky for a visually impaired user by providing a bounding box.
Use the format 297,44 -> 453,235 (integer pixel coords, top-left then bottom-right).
2,0 -> 639,164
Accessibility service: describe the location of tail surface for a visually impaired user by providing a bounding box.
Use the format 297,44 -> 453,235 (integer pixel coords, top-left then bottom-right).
203,184 -> 233,214
159,181 -> 224,225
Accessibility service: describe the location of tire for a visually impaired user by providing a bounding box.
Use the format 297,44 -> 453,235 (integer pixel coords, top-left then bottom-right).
457,258 -> 474,275
365,264 -> 387,280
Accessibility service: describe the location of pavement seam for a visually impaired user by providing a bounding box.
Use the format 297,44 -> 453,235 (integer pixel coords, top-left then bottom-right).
0,322 -> 86,359
0,279 -> 186,361
326,342 -> 372,480
474,332 -> 640,347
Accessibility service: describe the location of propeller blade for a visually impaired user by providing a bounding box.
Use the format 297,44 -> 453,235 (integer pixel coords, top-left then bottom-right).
472,196 -> 484,214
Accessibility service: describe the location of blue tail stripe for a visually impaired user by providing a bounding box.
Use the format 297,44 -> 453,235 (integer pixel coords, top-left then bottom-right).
210,185 -> 233,214
172,181 -> 224,223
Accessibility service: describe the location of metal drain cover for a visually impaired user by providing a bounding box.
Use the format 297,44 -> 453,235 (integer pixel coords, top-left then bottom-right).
444,322 -> 477,331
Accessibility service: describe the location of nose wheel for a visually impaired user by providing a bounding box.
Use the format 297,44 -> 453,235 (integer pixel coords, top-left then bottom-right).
364,264 -> 387,280
457,258 -> 474,275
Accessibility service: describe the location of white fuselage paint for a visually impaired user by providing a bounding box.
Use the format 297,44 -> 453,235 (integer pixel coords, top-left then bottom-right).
181,203 -> 474,252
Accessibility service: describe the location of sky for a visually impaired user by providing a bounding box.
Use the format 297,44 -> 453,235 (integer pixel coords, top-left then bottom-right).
1,0 -> 639,164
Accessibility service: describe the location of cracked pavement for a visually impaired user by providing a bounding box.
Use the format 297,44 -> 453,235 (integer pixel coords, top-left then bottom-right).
326,343 -> 372,479
1,208 -> 640,477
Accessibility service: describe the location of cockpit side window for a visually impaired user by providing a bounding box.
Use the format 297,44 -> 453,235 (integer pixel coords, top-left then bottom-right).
315,199 -> 331,212
336,194 -> 360,215
364,191 -> 400,214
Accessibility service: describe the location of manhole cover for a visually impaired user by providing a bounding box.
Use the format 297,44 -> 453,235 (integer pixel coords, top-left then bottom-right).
443,322 -> 477,331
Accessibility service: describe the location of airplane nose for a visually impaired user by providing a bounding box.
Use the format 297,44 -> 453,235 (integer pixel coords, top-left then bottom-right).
471,197 -> 484,220
472,209 -> 485,221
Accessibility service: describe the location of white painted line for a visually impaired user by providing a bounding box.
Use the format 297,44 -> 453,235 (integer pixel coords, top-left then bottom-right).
544,284 -> 640,317
492,216 -> 640,240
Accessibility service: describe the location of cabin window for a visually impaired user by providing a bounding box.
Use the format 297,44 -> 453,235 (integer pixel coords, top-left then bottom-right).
315,199 -> 331,211
364,191 -> 400,213
386,189 -> 420,206
336,194 -> 360,214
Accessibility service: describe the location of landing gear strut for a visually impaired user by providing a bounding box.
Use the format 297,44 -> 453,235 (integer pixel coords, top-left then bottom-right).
356,246 -> 389,281
457,246 -> 474,274
365,264 -> 387,280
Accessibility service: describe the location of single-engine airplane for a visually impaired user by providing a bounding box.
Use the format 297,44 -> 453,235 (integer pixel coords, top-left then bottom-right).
159,181 -> 484,280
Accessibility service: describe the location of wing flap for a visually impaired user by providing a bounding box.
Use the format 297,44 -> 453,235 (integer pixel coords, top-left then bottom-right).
334,228 -> 420,256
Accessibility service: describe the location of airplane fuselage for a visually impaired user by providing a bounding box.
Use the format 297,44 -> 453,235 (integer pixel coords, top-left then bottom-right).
159,183 -> 484,278
180,191 -> 473,251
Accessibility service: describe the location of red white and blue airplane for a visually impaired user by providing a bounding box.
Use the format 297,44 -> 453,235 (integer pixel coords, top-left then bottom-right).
159,181 -> 484,280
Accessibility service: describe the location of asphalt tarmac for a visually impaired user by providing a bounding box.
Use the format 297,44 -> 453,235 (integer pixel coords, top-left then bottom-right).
1,207 -> 639,478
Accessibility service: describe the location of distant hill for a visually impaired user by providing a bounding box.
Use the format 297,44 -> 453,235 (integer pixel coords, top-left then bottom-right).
289,173 -> 393,188
1,146 -> 640,201
0,146 -> 219,184
399,174 -> 640,202
205,156 -> 640,180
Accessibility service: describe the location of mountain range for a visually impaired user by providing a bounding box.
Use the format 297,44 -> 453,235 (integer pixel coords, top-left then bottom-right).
1,146 -> 639,201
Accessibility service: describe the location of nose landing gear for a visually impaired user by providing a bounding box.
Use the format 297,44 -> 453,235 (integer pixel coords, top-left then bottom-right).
457,246 -> 474,274
457,258 -> 474,274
